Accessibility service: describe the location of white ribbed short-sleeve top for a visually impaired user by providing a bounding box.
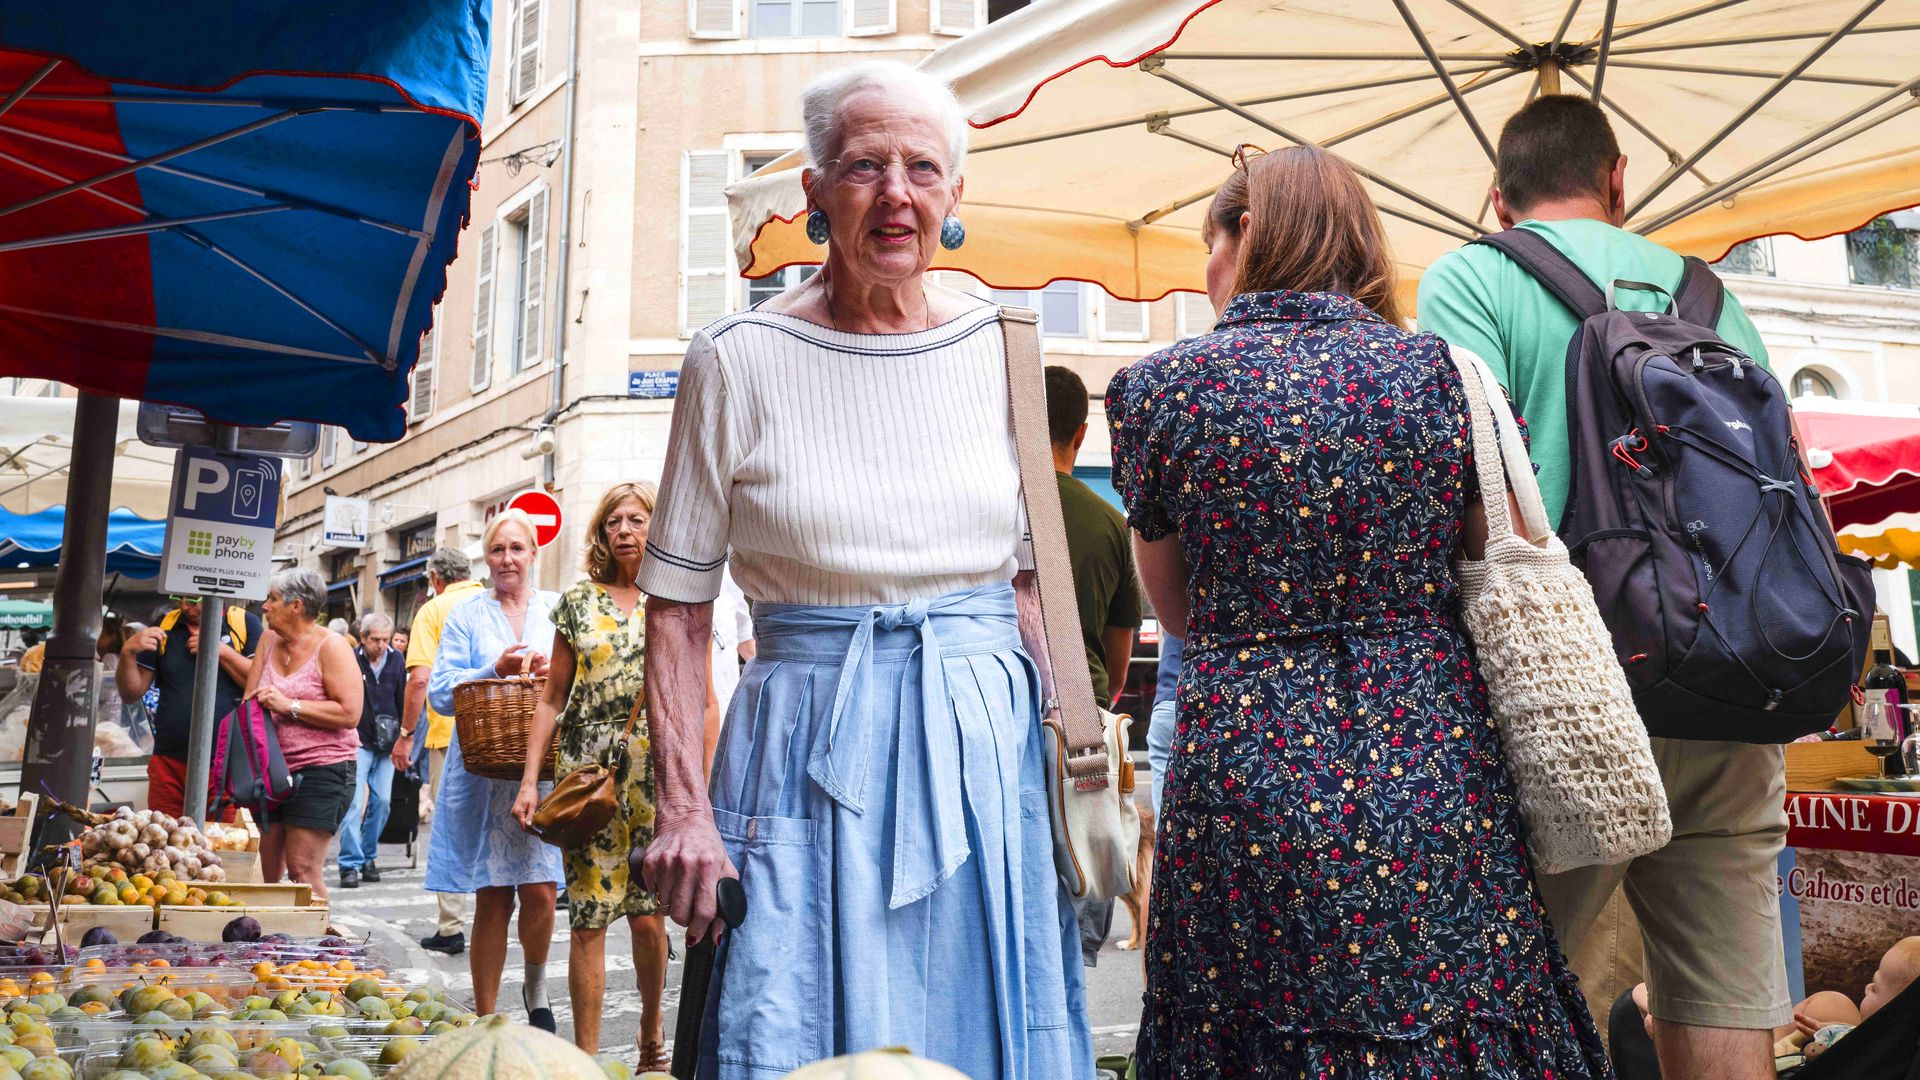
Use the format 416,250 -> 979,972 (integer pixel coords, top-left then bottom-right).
637,303 -> 1035,607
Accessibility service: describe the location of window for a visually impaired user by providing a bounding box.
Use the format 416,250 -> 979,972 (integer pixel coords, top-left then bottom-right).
932,0 -> 984,34
507,188 -> 550,376
297,454 -> 312,480
351,437 -> 368,456
510,0 -> 544,104
1174,292 -> 1216,339
319,426 -> 337,470
410,312 -> 438,423
681,152 -> 731,336
1713,238 -> 1774,277
986,0 -> 1029,20
986,282 -> 1084,337
738,152 -> 817,309
471,222 -> 498,390
1792,368 -> 1839,400
751,0 -> 840,36
1848,215 -> 1920,289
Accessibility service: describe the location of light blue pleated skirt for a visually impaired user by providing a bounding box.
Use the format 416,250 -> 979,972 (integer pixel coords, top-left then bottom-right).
699,583 -> 1093,1080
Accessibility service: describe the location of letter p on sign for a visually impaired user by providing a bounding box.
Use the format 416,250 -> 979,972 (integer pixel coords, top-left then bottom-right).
181,458 -> 229,513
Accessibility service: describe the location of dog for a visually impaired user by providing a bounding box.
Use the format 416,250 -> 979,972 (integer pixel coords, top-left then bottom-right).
1116,800 -> 1156,950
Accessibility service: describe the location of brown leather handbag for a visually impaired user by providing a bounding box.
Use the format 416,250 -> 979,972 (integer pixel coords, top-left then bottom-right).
529,695 -> 641,849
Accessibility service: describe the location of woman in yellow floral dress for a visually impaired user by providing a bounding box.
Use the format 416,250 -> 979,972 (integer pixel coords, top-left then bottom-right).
515,481 -> 671,1065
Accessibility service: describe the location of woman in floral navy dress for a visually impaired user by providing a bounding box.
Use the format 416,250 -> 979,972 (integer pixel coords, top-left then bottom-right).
1107,146 -> 1612,1079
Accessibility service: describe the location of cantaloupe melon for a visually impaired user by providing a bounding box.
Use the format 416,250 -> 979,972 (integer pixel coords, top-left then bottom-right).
780,1049 -> 973,1079
386,1016 -> 604,1080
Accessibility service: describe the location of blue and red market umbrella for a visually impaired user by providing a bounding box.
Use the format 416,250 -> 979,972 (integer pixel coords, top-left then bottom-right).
0,1 -> 491,442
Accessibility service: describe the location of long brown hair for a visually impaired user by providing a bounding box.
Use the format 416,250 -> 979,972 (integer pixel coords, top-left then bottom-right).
582,481 -> 658,584
1209,146 -> 1405,327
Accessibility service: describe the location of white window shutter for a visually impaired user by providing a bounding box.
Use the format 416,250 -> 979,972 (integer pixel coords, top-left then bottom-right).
848,0 -> 894,35
690,0 -> 741,38
1097,292 -> 1148,341
1176,292 -> 1215,338
930,0 -> 981,35
410,315 -> 437,423
471,222 -> 497,390
520,188 -> 549,369
681,151 -> 732,337
512,0 -> 543,103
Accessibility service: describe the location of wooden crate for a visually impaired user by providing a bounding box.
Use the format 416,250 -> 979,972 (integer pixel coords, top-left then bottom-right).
155,904 -> 330,941
212,882 -> 311,907
1785,740 -> 1880,791
52,903 -> 156,943
210,808 -> 262,882
0,794 -> 40,878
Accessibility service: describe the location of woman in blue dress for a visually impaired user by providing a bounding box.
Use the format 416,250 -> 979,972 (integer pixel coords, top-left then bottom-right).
636,60 -> 1092,1080
1107,146 -> 1612,1078
426,508 -> 565,1030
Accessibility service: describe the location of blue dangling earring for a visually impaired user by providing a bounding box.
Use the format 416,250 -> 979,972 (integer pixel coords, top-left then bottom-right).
805,209 -> 831,246
940,215 -> 966,251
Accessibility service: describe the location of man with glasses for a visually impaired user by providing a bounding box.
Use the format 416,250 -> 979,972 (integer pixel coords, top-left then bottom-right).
117,596 -> 263,816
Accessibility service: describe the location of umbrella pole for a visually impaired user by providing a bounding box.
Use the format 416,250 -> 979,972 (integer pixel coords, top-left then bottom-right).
20,391 -> 118,843
181,426 -> 238,827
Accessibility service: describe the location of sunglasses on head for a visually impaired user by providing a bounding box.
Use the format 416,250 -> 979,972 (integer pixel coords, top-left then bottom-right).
1232,143 -> 1268,171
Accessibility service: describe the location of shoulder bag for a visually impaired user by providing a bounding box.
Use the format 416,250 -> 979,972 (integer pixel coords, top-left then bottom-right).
1000,306 -> 1141,902
1449,345 -> 1672,875
529,694 -> 640,850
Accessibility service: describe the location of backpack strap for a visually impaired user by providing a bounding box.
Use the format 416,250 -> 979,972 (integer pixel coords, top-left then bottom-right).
1672,256 -> 1726,330
1470,228 -> 1608,322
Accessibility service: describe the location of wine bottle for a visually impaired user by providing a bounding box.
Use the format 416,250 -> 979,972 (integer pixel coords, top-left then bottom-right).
1862,621 -> 1908,778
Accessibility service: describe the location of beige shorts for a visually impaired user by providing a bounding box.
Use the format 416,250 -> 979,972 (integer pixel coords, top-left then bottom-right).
1535,738 -> 1791,1031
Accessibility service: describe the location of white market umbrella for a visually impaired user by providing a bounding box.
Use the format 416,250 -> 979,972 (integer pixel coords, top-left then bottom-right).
730,0 -> 1920,303
0,396 -> 175,519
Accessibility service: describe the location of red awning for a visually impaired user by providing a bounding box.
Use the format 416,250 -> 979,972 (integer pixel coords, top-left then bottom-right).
1798,407 -> 1920,533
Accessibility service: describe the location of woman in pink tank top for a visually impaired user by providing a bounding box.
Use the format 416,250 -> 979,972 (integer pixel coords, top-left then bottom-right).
241,568 -> 364,901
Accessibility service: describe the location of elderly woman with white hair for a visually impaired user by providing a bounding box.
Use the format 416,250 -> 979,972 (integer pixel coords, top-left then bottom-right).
639,60 -> 1092,1078
426,509 -> 566,1030
242,567 -> 364,901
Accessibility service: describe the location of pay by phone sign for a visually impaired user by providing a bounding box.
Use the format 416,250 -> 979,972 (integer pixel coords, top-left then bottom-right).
160,447 -> 282,601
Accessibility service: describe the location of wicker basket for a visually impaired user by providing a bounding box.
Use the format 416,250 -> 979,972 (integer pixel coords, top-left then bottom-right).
453,675 -> 555,781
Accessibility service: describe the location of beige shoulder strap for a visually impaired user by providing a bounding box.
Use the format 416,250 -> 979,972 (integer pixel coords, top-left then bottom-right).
1000,307 -> 1110,781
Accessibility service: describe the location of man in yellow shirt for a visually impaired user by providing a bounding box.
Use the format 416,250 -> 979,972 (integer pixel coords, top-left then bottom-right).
390,547 -> 482,955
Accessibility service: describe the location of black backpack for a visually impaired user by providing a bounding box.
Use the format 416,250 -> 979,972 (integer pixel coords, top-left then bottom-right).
1473,229 -> 1875,743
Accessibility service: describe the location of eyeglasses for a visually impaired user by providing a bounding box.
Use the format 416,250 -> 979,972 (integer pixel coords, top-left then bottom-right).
602,514 -> 651,536
1231,143 -> 1268,171
825,155 -> 949,188
169,595 -> 201,604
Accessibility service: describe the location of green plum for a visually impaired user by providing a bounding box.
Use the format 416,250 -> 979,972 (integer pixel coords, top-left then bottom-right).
18,1059 -> 71,1080
593,1056 -> 632,1080
374,1040 -> 419,1068
318,1061 -> 370,1080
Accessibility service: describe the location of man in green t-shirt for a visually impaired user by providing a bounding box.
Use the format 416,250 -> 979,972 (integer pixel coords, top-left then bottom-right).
1045,365 -> 1143,710
1045,364 -> 1143,971
1419,95 -> 1787,1080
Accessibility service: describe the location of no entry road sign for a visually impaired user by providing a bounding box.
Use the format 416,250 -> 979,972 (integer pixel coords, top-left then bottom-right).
509,489 -> 563,547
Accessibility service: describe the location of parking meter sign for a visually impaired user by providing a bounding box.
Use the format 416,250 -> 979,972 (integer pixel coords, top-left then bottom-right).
160,446 -> 282,600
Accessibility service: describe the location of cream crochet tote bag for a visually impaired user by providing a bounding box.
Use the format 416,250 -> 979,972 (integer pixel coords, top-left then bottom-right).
1450,347 -> 1672,875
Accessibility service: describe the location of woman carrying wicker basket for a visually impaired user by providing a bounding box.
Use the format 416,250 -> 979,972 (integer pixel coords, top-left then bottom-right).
512,481 -> 673,1066
424,508 -> 565,1030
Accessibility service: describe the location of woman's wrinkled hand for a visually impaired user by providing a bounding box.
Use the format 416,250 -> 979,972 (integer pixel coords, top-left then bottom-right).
253,685 -> 291,714
510,781 -> 540,831
638,814 -> 738,945
526,651 -> 551,679
495,642 -> 530,676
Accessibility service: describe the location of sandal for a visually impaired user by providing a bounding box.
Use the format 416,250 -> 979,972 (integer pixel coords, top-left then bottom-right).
637,1035 -> 669,1074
